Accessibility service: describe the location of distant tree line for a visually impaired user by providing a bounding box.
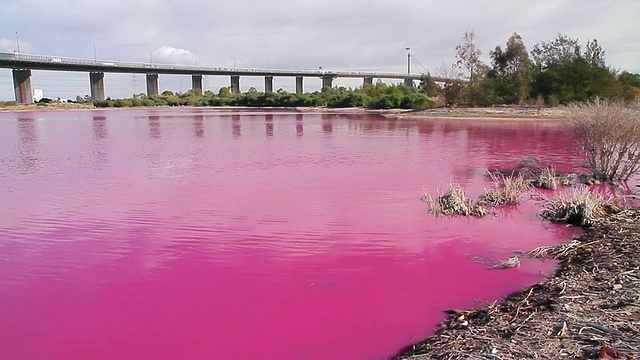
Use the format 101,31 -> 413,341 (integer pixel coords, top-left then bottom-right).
93,83 -> 438,110
91,32 -> 639,110
437,31 -> 640,106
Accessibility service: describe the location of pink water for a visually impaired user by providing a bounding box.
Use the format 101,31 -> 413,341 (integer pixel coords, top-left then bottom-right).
0,109 -> 582,359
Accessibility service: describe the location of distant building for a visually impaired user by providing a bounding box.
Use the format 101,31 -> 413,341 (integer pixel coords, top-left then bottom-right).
33,89 -> 44,102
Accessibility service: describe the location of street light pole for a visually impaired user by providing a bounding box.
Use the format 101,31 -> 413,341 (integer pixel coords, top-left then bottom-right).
93,41 -> 97,62
16,31 -> 21,53
406,47 -> 411,74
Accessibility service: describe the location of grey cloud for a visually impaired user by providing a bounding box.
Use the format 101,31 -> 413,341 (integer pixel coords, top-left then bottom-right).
1,0 -> 639,99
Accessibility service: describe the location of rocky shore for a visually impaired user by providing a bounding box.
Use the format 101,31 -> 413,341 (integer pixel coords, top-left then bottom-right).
393,209 -> 640,360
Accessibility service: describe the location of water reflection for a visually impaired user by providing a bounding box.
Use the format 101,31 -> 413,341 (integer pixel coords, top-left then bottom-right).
148,116 -> 161,139
92,116 -> 108,169
296,114 -> 303,136
193,115 -> 204,138
265,114 -> 274,137
17,115 -> 38,173
232,115 -> 241,138
322,119 -> 333,134
92,116 -> 108,140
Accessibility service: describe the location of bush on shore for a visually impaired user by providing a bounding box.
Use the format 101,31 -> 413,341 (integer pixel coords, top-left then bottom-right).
92,83 -> 443,111
565,100 -> 640,182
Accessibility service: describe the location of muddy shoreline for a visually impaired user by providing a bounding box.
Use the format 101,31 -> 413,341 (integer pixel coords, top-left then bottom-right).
393,209 -> 640,360
1,103 -> 568,120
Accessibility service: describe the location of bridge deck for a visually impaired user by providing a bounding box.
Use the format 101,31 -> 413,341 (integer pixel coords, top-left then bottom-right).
0,52 -> 441,81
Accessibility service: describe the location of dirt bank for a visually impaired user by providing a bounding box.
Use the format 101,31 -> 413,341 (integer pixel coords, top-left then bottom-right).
1,103 -> 568,120
0,103 -> 94,111
393,209 -> 640,360
390,106 -> 568,121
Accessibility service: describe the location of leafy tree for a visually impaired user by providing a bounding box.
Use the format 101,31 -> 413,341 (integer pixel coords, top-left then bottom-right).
618,71 -> 640,101
487,33 -> 532,104
218,87 -> 231,98
530,34 -> 620,103
618,71 -> 640,88
442,80 -> 464,105
418,73 -> 442,97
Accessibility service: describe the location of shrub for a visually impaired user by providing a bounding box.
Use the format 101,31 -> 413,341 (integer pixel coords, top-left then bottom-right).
565,99 -> 640,181
539,186 -> 620,226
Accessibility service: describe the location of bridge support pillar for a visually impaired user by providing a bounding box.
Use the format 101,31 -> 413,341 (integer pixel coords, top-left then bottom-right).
264,76 -> 273,93
230,75 -> 240,93
363,77 -> 373,86
12,69 -> 33,104
191,74 -> 203,95
295,76 -> 304,94
403,78 -> 413,87
321,75 -> 334,90
146,74 -> 159,96
90,72 -> 105,101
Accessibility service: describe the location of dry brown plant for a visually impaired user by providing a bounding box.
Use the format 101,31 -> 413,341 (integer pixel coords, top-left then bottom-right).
422,183 -> 489,217
532,166 -> 558,190
478,173 -> 531,206
539,186 -> 619,226
565,99 -> 640,181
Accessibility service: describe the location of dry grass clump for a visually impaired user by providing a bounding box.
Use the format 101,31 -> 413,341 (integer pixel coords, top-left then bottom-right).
531,166 -> 558,190
478,173 -> 531,206
539,186 -> 620,226
422,184 -> 490,217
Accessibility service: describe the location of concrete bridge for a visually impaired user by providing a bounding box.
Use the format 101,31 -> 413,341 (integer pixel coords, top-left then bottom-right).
0,52 -> 443,103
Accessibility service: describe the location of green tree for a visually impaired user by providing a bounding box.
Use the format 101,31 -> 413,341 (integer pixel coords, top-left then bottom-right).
418,74 -> 442,97
218,87 -> 231,98
530,34 -> 619,103
488,33 -> 532,104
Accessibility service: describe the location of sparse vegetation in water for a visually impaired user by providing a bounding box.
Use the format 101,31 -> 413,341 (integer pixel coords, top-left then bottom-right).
565,99 -> 640,182
539,185 -> 621,226
422,183 -> 490,217
478,173 -> 531,206
531,166 -> 558,190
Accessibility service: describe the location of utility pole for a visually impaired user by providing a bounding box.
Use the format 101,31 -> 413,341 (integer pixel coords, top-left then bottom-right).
406,47 -> 411,74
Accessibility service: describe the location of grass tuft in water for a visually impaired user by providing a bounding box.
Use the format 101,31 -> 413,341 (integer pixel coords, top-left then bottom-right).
478,173 -> 531,206
422,183 -> 490,217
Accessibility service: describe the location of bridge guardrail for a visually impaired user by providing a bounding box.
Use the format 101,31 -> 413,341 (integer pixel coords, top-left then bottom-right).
0,51 -> 438,80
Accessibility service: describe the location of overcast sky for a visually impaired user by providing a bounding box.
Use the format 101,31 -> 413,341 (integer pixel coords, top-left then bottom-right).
1,0 -> 639,100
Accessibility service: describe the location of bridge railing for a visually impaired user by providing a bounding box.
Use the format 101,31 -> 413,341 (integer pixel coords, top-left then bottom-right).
0,51 -> 433,80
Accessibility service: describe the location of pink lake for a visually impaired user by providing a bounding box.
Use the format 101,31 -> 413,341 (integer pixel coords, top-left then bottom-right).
0,108 -> 583,359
